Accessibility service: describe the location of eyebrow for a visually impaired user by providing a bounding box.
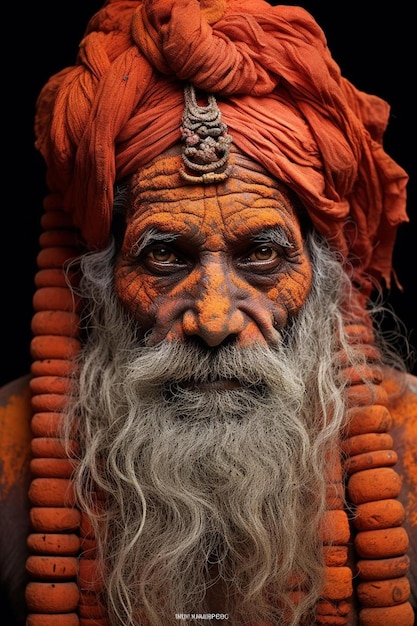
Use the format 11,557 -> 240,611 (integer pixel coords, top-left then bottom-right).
130,225 -> 294,256
130,228 -> 181,257
250,226 -> 294,248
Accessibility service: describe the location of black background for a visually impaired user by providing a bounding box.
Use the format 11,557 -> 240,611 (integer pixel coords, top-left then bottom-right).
2,2 -> 415,387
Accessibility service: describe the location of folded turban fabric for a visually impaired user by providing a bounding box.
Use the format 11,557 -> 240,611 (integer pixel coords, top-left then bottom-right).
34,0 -> 409,297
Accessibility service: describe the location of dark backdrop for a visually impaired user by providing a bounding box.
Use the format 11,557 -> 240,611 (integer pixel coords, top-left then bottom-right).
2,2 -> 415,387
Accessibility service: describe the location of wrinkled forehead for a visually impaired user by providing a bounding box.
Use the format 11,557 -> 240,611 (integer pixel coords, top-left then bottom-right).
124,147 -> 303,232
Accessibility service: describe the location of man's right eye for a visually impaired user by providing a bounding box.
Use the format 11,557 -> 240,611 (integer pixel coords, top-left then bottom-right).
147,246 -> 180,263
140,245 -> 189,273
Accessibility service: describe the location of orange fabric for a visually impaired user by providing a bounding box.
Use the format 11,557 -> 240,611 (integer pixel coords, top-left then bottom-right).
34,0 -> 409,296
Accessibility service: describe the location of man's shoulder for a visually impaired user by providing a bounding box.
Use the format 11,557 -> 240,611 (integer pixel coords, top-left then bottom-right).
0,374 -> 32,501
383,369 -> 417,422
382,369 -> 417,468
0,375 -> 32,625
0,374 -> 32,404
0,374 -> 32,437
382,369 -> 417,610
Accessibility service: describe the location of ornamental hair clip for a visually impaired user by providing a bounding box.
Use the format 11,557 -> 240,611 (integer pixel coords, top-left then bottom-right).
180,84 -> 232,184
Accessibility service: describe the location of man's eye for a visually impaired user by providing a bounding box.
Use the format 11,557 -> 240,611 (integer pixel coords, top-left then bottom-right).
248,246 -> 278,262
140,245 -> 189,274
147,246 -> 181,264
238,245 -> 283,273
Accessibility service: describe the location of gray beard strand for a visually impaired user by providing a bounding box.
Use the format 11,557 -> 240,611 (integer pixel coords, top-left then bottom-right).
64,233 -> 363,626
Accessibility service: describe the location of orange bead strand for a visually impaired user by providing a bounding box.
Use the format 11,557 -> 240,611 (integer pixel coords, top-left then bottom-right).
25,199 -> 85,625
342,320 -> 414,626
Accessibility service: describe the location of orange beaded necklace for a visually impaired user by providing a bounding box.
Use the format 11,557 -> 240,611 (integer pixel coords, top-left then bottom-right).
24,201 -> 414,626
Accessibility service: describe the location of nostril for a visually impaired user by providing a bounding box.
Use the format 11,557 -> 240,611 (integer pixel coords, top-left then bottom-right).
185,335 -> 211,350
219,334 -> 239,348
185,334 -> 238,350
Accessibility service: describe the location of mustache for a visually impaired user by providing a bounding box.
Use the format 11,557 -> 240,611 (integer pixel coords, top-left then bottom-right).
121,339 -> 290,388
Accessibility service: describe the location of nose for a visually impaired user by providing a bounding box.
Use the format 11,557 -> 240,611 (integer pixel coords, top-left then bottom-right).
182,263 -> 246,347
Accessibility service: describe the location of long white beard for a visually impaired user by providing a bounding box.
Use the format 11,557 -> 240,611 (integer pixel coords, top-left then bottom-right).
65,234 -> 360,626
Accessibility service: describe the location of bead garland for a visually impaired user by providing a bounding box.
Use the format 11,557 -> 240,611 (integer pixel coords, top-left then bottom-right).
24,199 -> 414,625
25,197 -> 85,626
341,322 -> 414,626
315,447 -> 352,625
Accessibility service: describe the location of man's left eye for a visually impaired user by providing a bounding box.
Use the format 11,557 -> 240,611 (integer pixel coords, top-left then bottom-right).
248,246 -> 279,262
240,245 -> 281,266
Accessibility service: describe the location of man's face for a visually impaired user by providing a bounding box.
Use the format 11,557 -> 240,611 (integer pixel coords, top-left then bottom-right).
114,156 -> 313,350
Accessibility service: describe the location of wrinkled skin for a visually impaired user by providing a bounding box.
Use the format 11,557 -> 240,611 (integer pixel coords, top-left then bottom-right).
115,157 -> 313,349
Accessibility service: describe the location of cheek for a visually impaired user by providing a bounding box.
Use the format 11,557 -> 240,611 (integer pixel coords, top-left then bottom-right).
114,260 -> 159,330
266,257 -> 313,318
114,259 -> 198,335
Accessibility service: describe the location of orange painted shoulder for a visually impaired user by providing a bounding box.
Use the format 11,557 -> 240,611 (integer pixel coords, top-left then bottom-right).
0,375 -> 32,501
383,370 -> 417,421
382,369 -> 417,524
382,368 -> 417,611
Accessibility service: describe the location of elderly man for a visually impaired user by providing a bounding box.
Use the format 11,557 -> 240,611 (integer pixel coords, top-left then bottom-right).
0,1 -> 416,625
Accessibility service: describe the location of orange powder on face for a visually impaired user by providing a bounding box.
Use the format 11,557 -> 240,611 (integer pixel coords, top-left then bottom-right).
196,264 -> 233,328
115,149 -> 313,345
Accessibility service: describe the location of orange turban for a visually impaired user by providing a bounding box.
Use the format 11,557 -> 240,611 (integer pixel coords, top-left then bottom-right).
34,0 -> 408,296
